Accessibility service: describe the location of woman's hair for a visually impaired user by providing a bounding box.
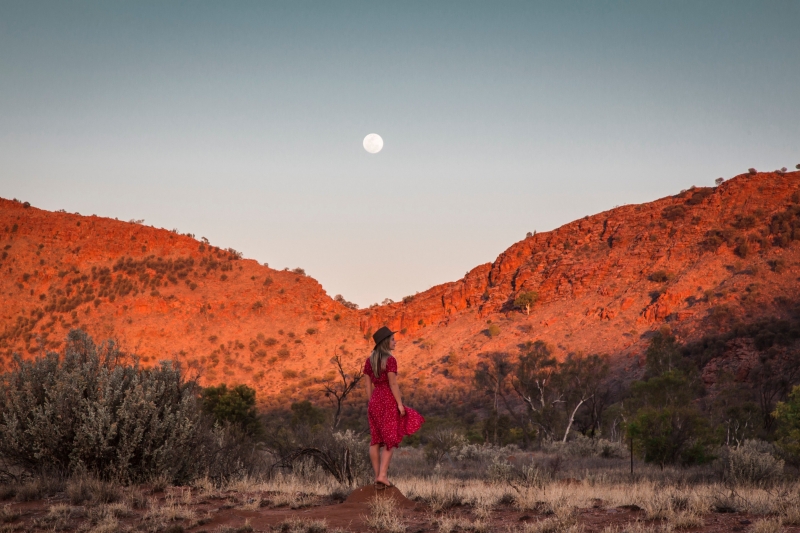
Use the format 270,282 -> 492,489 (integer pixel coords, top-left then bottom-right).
369,336 -> 393,379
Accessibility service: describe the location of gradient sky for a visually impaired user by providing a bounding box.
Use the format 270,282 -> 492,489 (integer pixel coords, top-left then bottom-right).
2,1 -> 799,306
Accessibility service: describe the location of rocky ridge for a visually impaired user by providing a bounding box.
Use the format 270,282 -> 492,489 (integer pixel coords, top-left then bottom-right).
1,171 -> 799,407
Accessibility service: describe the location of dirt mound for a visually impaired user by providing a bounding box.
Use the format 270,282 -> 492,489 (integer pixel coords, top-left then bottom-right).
344,484 -> 417,509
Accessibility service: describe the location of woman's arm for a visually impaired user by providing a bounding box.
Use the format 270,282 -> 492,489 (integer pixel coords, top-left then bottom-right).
365,376 -> 373,402
387,372 -> 405,416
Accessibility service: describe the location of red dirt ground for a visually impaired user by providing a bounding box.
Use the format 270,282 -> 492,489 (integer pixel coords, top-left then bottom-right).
2,484 -> 798,532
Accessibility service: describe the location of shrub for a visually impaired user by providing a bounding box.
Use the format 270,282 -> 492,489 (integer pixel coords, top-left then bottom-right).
701,228 -> 735,251
719,440 -> 783,487
648,270 -> 670,283
734,240 -> 750,258
732,214 -> 757,229
292,267 -> 305,276
716,177 -> 724,185
0,330 -> 204,483
749,168 -> 757,175
334,294 -> 358,310
486,324 -> 501,337
709,304 -> 733,326
201,384 -> 262,437
774,385 -> 800,463
662,205 -> 686,221
424,428 -> 468,464
306,328 -> 317,335
513,291 -> 539,315
685,187 -> 714,205
768,258 -> 786,273
769,204 -> 800,247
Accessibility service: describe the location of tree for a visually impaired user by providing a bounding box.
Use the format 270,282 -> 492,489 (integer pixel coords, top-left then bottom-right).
511,340 -> 560,440
626,371 -> 711,468
201,384 -> 262,437
709,372 -> 761,446
645,329 -> 691,378
514,291 -> 539,315
290,400 -> 327,429
475,352 -> 518,445
319,352 -> 363,429
773,385 -> 800,463
749,348 -> 800,431
556,353 -> 609,442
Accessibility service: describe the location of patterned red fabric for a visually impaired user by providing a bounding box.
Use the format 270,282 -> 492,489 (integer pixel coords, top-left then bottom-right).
364,355 -> 424,449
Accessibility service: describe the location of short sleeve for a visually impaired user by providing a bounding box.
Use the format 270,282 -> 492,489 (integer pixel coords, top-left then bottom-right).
386,356 -> 398,374
363,358 -> 373,377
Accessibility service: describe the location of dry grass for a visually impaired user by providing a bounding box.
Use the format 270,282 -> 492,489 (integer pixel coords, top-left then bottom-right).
750,517 -> 784,533
87,516 -> 122,533
191,474 -> 217,496
782,502 -> 800,526
397,471 -> 800,519
0,447 -> 799,532
669,510 -> 704,529
270,490 -> 320,509
600,523 -> 666,533
236,494 -> 263,510
432,514 -> 490,533
33,503 -> 85,530
272,517 -> 329,532
140,491 -> 197,532
520,515 -> 582,533
0,505 -> 19,524
364,497 -> 405,533
13,476 -> 64,502
124,487 -> 147,510
66,476 -> 123,505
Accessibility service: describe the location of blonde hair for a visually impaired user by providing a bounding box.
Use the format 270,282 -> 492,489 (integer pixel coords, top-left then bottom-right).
369,336 -> 393,379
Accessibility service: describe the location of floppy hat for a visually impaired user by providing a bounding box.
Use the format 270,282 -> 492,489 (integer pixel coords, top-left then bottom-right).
372,326 -> 396,348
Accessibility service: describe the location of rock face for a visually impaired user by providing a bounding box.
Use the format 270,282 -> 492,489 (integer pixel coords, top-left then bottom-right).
2,171 -> 799,406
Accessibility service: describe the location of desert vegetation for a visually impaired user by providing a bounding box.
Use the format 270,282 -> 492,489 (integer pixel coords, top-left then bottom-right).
0,323 -> 799,531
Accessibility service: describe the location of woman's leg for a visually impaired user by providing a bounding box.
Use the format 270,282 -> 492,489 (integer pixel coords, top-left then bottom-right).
376,446 -> 394,485
369,444 -> 381,480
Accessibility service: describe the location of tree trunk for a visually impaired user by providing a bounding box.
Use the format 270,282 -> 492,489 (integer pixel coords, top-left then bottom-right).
562,398 -> 587,443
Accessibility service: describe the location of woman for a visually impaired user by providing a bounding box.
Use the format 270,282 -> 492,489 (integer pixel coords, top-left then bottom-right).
364,326 -> 424,488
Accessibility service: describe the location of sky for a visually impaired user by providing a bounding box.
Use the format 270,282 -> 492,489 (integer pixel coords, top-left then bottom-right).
1,1 -> 799,307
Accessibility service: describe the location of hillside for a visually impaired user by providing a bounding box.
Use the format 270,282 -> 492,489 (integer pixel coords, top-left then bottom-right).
0,202 -> 365,406
2,170 -> 799,409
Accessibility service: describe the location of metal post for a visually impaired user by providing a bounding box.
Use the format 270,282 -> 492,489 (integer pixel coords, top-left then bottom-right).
630,436 -> 634,476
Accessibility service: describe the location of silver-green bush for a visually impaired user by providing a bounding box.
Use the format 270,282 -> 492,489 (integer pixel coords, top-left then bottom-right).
0,330 -> 209,484
719,440 -> 784,487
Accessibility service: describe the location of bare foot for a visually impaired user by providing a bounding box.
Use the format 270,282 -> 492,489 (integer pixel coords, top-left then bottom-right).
375,477 -> 392,487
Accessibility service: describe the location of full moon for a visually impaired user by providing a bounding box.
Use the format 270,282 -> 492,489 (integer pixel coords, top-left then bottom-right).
363,133 -> 383,154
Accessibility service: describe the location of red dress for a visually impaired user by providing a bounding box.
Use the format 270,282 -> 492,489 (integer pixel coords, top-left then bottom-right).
364,356 -> 424,449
